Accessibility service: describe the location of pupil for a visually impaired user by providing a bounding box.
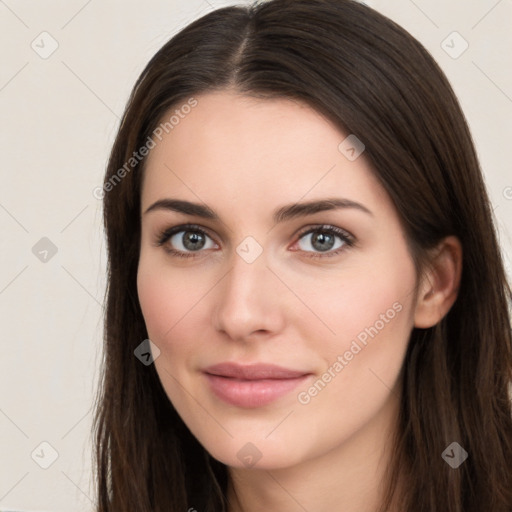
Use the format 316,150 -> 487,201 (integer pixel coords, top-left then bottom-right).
184,231 -> 204,250
313,232 -> 334,252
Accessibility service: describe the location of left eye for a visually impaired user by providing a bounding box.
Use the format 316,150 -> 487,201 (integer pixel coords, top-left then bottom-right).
293,226 -> 354,258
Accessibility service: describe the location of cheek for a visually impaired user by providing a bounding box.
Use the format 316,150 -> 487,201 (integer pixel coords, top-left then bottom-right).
290,264 -> 415,447
137,267 -> 172,340
296,246 -> 417,394
136,260 -> 193,350
136,260 -> 212,361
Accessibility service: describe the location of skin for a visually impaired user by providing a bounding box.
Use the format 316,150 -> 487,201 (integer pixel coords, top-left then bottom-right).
137,90 -> 462,512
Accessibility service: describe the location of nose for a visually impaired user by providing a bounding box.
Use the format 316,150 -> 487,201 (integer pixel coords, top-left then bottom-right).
212,245 -> 285,342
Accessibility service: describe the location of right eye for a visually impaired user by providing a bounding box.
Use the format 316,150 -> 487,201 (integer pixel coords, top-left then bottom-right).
155,224 -> 218,259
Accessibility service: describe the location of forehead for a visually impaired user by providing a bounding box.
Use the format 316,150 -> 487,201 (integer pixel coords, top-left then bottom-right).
140,91 -> 385,216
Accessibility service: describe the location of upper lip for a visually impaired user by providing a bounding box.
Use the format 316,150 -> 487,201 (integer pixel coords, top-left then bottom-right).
203,362 -> 310,380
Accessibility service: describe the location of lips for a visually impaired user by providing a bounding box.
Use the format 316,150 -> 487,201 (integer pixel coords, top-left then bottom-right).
203,362 -> 312,408
204,362 -> 309,380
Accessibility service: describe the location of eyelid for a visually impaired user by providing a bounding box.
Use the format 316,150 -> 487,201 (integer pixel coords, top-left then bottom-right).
154,223 -> 219,249
290,224 -> 355,258
294,224 -> 354,242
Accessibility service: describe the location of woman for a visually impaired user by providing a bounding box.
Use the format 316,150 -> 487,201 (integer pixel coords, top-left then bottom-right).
93,0 -> 512,510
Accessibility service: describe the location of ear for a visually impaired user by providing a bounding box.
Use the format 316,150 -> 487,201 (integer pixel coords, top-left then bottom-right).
414,236 -> 463,329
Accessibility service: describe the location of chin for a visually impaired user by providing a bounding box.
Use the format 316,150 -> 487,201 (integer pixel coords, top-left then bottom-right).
196,433 -> 309,471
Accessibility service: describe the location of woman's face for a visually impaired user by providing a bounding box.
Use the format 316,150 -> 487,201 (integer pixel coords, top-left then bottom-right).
137,91 -> 419,470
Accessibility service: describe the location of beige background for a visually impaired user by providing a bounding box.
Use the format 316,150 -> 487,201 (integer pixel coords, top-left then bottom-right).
0,0 -> 510,510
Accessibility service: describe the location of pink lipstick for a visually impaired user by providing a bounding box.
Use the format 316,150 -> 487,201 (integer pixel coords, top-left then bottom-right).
203,362 -> 311,408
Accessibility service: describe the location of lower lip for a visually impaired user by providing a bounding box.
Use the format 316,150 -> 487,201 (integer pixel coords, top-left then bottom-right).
204,373 -> 310,408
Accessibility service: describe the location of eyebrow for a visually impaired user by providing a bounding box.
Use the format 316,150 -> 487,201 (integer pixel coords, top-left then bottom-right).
144,197 -> 373,223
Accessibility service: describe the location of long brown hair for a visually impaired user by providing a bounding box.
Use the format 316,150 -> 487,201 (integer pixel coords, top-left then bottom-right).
93,0 -> 512,510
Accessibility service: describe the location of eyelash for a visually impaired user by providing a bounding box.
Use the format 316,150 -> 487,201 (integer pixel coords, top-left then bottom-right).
154,223 -> 355,260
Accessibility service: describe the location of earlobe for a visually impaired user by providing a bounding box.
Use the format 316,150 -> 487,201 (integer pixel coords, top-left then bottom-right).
413,236 -> 463,329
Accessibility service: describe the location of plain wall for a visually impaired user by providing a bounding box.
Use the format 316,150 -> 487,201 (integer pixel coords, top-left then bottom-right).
0,0 -> 510,510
